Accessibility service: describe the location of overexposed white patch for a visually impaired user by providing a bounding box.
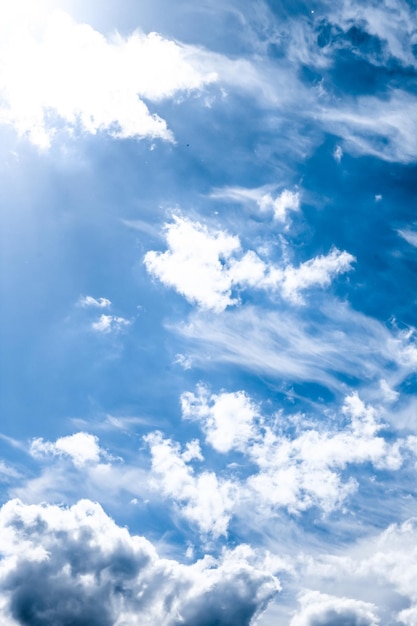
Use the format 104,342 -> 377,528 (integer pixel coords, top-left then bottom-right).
0,8 -> 216,147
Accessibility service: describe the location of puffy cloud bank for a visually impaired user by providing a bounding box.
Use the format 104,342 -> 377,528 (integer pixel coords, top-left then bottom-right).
0,498 -> 279,626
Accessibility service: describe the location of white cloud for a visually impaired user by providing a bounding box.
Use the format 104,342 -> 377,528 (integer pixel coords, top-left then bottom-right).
379,378 -> 399,404
210,186 -> 301,223
144,215 -> 241,312
258,189 -> 300,222
145,216 -> 354,311
176,300 -> 417,393
181,385 -> 259,453
290,591 -> 379,626
91,314 -> 131,333
145,432 -> 237,537
333,0 -> 417,69
0,461 -> 20,480
270,248 -> 354,305
0,498 -> 279,626
0,8 -> 216,147
146,390 -> 409,528
30,432 -> 102,467
245,393 -> 403,514
300,516 -> 417,626
321,90 -> 417,163
398,228 -> 417,248
399,605 -> 417,626
78,295 -> 111,308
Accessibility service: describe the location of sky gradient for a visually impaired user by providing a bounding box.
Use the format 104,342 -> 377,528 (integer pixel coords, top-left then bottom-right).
1,1 -> 417,624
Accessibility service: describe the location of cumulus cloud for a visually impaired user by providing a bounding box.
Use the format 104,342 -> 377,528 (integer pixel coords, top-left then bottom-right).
181,385 -> 259,453
30,432 -> 103,467
144,216 -> 354,311
0,498 -> 279,626
301,516 -> 417,626
0,8 -> 216,147
91,314 -> 131,333
272,248 -> 355,305
245,393 -> 403,514
144,216 -> 241,312
145,390 -> 409,530
290,591 -> 379,626
145,431 -> 237,536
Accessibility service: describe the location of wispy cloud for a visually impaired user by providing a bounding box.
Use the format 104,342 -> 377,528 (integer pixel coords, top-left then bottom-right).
175,300 -> 417,393
210,186 -> 301,224
398,228 -> 417,248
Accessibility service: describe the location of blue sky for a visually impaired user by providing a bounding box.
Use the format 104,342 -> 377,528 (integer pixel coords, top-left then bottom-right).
1,0 -> 417,624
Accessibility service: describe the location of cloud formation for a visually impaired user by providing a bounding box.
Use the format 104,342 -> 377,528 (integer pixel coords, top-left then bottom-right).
145,431 -> 236,537
91,314 -> 131,333
0,498 -> 279,626
78,295 -> 111,308
0,8 -> 216,147
145,216 -> 354,310
30,432 -> 103,467
181,386 -> 259,453
143,390 -> 411,532
290,591 -> 379,626
210,186 -> 301,223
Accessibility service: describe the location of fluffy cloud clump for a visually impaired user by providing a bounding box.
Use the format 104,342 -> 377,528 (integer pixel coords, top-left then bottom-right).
30,432 -> 103,467
144,216 -> 354,310
145,431 -> 237,537
0,498 -> 279,626
290,591 -> 379,626
181,385 -> 259,453
143,390 -> 409,534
